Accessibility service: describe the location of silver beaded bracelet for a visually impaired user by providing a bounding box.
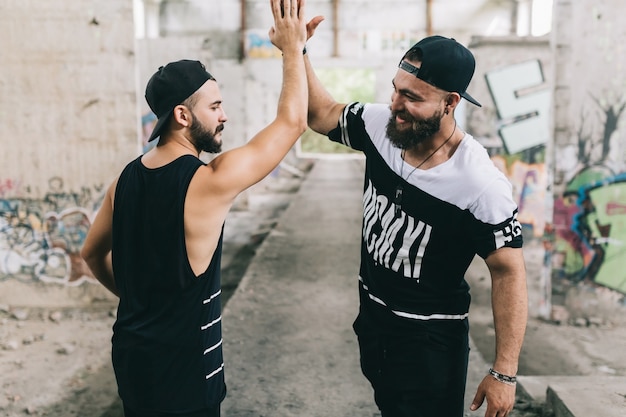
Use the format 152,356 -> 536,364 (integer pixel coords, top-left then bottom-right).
488,368 -> 517,385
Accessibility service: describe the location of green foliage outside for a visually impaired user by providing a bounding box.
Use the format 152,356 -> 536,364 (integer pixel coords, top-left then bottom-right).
300,68 -> 375,154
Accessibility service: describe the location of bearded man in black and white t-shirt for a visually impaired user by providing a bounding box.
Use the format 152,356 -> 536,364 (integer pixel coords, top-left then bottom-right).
296,24 -> 528,417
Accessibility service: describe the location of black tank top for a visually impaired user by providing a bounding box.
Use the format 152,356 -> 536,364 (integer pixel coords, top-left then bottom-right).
111,155 -> 226,413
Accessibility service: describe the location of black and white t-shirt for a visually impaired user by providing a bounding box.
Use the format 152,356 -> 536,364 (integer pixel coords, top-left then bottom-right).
329,102 -> 523,328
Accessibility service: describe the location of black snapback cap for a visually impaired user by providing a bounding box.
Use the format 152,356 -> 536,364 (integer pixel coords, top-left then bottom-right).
145,60 -> 215,142
399,36 -> 481,107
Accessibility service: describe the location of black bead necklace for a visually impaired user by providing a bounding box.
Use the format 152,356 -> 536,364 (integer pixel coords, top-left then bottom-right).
393,120 -> 457,217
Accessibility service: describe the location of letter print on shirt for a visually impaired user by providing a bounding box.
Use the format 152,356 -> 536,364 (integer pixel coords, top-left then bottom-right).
363,179 -> 432,282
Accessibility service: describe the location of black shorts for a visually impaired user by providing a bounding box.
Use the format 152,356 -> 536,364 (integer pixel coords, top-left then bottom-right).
353,314 -> 470,417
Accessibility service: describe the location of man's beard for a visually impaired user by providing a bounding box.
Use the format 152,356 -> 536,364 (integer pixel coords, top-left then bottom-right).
386,108 -> 443,150
189,112 -> 223,154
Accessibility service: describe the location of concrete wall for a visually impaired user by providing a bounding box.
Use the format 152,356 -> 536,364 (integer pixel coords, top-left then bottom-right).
0,0 -> 138,305
155,0 -> 516,59
548,0 -> 626,315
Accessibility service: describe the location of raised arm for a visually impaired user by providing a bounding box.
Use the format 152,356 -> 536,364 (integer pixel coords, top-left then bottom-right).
471,246 -> 527,417
205,0 -> 308,197
303,17 -> 346,136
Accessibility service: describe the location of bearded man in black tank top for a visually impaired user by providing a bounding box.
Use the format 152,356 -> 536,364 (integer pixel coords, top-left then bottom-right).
81,1 -> 309,416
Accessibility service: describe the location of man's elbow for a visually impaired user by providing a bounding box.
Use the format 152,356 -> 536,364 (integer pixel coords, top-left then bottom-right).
295,119 -> 308,137
307,103 -> 343,136
80,245 -> 100,270
307,114 -> 329,136
283,115 -> 308,138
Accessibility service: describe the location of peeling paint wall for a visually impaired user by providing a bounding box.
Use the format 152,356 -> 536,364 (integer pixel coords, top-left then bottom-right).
550,0 -> 626,302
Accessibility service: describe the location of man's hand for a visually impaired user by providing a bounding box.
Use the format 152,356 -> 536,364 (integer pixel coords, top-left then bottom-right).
474,247 -> 526,416
470,374 -> 516,417
306,15 -> 324,40
269,0 -> 307,54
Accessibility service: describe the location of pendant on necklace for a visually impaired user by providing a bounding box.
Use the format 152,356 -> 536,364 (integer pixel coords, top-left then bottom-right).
394,185 -> 403,217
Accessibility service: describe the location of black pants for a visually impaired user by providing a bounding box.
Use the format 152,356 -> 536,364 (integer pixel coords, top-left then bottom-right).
354,315 -> 470,417
123,404 -> 220,417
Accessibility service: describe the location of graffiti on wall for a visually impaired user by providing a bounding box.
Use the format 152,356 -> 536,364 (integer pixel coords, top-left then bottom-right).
552,96 -> 626,293
0,177 -> 103,286
554,172 -> 626,293
485,59 -> 551,155
246,30 -> 282,58
0,178 -> 22,197
492,157 -> 547,238
481,59 -> 551,238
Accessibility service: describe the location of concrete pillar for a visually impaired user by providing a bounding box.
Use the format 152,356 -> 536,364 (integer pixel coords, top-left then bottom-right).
143,0 -> 163,39
516,0 -> 533,36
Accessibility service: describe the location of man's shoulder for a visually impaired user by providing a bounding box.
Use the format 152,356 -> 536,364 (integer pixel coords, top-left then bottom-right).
454,135 -> 506,181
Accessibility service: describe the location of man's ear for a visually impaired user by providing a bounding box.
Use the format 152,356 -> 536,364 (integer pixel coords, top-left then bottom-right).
447,93 -> 461,107
444,93 -> 461,114
172,104 -> 192,127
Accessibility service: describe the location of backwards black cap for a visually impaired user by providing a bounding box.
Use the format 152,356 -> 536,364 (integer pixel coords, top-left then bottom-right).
399,36 -> 481,107
145,60 -> 215,142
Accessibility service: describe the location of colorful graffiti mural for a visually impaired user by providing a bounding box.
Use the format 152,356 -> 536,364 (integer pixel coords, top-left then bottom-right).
0,178 -> 22,197
553,171 -> 626,293
552,94 -> 626,294
0,179 -> 103,286
492,157 -> 547,238
482,53 -> 626,299
245,30 -> 282,58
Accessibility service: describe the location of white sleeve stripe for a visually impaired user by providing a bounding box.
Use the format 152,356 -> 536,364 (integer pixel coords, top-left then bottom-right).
340,106 -> 352,148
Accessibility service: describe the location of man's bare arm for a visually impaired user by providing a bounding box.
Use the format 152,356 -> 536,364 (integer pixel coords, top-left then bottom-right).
205,0 -> 309,199
80,181 -> 118,297
471,246 -> 527,416
489,247 -> 528,375
302,18 -> 346,136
